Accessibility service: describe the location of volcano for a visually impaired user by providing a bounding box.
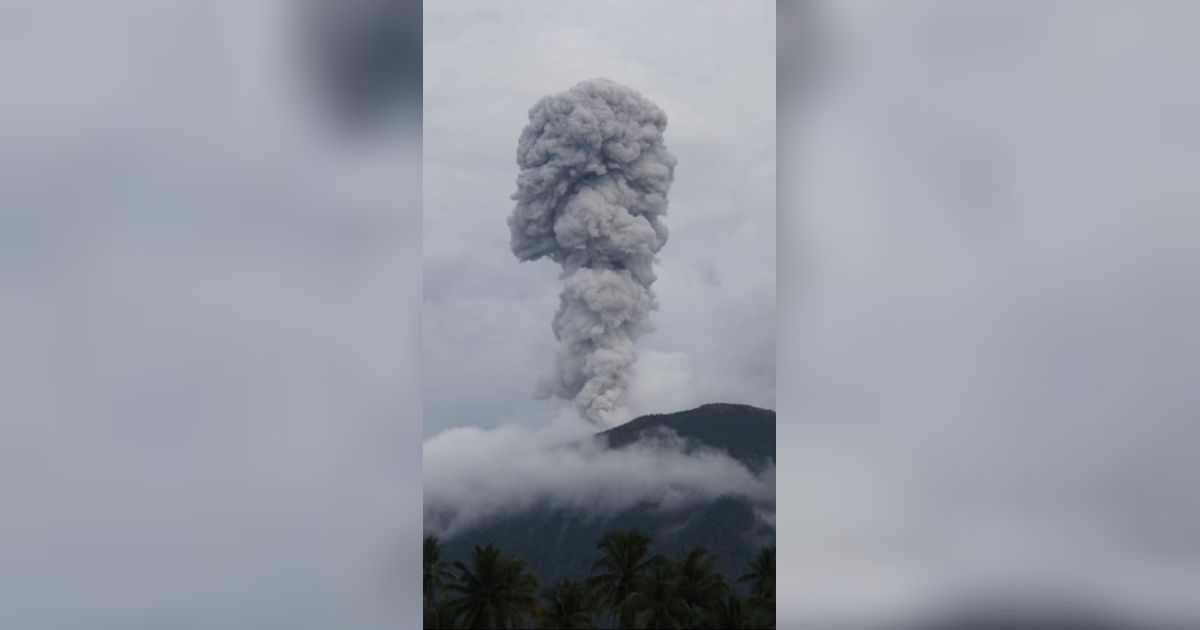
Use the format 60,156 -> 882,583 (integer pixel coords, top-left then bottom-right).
435,403 -> 775,584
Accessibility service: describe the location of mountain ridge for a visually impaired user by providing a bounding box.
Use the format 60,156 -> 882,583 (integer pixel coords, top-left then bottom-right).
599,402 -> 775,472
434,403 -> 775,585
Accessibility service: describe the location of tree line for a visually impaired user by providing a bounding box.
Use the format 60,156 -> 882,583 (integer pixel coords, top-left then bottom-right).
424,529 -> 775,629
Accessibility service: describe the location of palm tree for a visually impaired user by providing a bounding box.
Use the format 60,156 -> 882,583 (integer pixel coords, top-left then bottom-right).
619,557 -> 690,629
424,535 -> 455,605
738,546 -> 775,628
701,591 -> 759,629
738,546 -> 775,599
588,529 -> 654,627
673,546 -> 729,623
539,578 -> 598,629
424,596 -> 459,629
448,544 -> 541,629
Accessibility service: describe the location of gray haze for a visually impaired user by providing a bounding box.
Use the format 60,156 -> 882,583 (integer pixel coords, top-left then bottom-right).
0,1 -> 422,627
778,1 -> 1200,625
423,1 -> 775,436
509,79 -> 676,425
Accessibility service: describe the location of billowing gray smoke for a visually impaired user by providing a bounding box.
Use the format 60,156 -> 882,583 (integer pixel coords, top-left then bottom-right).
509,78 -> 677,425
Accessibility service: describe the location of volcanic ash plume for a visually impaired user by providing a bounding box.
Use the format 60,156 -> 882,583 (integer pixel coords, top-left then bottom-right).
508,78 -> 677,425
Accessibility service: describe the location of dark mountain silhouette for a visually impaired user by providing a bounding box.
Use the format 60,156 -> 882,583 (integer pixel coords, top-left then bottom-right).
436,403 -> 775,585
600,402 -> 775,473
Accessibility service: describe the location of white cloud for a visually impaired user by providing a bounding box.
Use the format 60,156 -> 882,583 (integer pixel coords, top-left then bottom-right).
423,410 -> 773,538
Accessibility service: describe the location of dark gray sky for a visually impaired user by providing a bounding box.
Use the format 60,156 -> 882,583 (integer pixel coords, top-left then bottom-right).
422,1 -> 777,436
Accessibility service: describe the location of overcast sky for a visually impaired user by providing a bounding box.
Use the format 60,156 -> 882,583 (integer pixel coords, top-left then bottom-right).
423,1 -> 777,436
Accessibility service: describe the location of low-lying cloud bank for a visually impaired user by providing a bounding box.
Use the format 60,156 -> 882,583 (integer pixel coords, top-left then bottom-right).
423,413 -> 774,538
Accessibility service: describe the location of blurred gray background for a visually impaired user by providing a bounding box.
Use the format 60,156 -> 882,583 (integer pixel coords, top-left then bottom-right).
780,1 -> 1200,626
0,0 -> 422,628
